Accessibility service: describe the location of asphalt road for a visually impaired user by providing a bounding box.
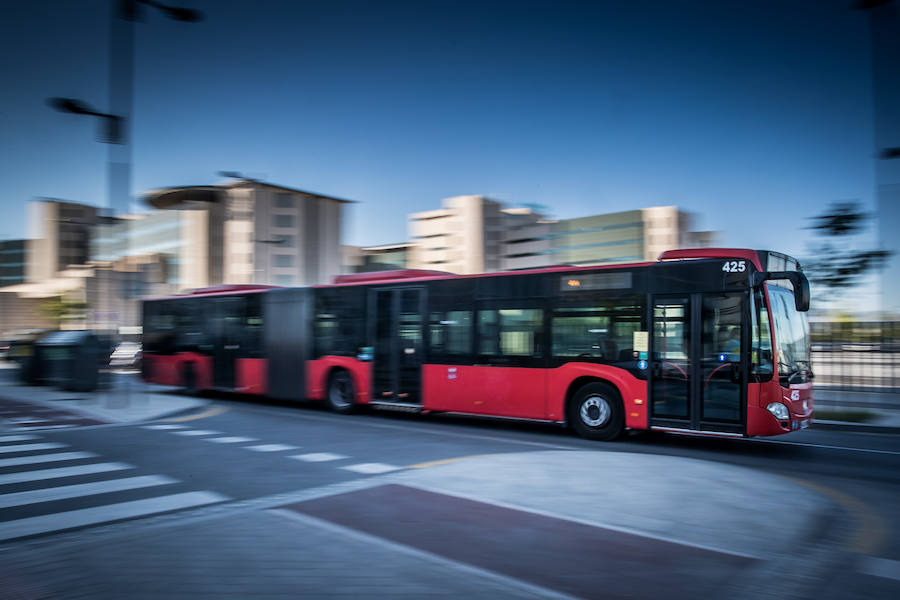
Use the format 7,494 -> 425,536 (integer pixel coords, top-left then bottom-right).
2,389 -> 899,599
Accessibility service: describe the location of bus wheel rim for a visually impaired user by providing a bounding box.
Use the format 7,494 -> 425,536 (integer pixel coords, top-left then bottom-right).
331,377 -> 351,407
580,395 -> 610,427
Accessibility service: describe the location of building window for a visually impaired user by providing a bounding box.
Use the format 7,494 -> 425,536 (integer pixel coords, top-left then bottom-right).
273,234 -> 295,247
273,214 -> 295,228
274,274 -> 293,285
275,193 -> 294,208
273,254 -> 294,268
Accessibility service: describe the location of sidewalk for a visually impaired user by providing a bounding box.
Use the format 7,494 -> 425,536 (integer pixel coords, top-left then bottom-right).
0,365 -> 208,426
813,388 -> 900,431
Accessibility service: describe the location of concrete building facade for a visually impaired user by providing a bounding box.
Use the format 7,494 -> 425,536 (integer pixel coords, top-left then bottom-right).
409,196 -> 543,274
146,179 -> 349,287
408,197 -> 716,275
26,199 -> 100,282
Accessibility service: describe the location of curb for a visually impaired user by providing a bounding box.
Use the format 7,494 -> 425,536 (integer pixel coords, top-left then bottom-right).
810,419 -> 900,434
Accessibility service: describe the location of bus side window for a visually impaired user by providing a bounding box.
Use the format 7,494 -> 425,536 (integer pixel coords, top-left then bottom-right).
551,296 -> 645,363
429,310 -> 472,356
478,308 -> 543,358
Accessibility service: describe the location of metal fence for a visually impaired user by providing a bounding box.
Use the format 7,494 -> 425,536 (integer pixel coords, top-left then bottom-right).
810,321 -> 899,392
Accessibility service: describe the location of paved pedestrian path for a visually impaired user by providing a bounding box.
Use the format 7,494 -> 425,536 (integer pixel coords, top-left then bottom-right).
0,369 -> 207,428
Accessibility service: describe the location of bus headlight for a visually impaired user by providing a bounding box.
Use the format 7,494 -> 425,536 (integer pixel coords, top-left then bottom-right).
766,402 -> 789,421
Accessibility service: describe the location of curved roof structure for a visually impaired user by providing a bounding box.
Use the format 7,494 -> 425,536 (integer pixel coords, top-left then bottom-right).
143,179 -> 356,210
142,186 -> 224,210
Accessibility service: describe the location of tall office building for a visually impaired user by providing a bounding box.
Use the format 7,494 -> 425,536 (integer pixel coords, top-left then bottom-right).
409,195 -> 545,274
144,178 -> 351,287
91,210 -> 213,289
409,197 -> 714,274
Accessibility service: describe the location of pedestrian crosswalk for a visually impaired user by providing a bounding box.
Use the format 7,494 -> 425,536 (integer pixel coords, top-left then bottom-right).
141,422 -> 406,475
0,435 -> 229,542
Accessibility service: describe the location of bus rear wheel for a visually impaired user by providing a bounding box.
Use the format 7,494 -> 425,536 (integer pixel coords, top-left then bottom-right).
569,382 -> 624,441
182,363 -> 198,396
327,370 -> 357,414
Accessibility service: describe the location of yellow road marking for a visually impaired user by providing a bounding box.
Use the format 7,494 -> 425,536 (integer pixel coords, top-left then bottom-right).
405,454 -> 494,469
164,405 -> 230,423
778,474 -> 888,555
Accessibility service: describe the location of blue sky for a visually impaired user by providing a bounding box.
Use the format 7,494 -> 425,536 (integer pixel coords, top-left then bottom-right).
0,0 -> 879,263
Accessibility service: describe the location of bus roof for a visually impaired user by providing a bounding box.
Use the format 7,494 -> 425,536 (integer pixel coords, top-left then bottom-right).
658,248 -> 764,269
143,248 -> 780,300
144,284 -> 280,302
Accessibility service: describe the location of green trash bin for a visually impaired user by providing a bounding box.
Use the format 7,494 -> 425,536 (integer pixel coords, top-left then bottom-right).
10,330 -> 54,385
35,331 -> 103,392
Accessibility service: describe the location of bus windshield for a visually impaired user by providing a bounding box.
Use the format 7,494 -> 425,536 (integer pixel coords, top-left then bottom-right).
768,285 -> 811,384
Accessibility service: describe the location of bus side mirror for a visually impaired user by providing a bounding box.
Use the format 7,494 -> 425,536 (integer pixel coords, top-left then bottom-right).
752,271 -> 810,312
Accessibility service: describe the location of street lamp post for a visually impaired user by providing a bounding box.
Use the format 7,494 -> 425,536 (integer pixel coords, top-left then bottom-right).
49,0 -> 202,216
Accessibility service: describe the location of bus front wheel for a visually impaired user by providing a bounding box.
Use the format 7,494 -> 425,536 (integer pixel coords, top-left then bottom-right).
327,370 -> 357,414
569,382 -> 624,441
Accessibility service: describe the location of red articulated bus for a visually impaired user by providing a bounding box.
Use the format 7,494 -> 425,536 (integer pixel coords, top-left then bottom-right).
141,249 -> 813,440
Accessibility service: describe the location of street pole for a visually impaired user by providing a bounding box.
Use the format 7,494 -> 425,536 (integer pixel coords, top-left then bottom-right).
108,0 -> 136,216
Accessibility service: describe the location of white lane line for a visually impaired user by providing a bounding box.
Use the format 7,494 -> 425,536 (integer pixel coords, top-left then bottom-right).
750,439 -> 900,456
340,463 -> 401,474
0,443 -> 67,454
0,491 -> 230,541
141,424 -> 188,430
0,435 -> 39,443
0,475 -> 178,509
172,430 -> 221,437
858,556 -> 900,582
290,453 -> 348,463
0,452 -> 96,468
246,444 -> 298,452
0,463 -> 133,486
206,436 -> 256,444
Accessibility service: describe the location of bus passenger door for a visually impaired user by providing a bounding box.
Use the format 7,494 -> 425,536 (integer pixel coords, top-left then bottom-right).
697,292 -> 745,428
649,293 -> 746,433
649,297 -> 692,427
213,297 -> 241,389
372,287 -> 424,405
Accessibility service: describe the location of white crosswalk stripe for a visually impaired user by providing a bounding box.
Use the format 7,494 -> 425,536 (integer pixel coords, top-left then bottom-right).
290,453 -> 348,463
0,463 -> 133,485
206,436 -> 256,444
172,430 -> 221,436
340,463 -> 402,474
0,435 -> 40,443
0,491 -> 229,541
0,451 -> 96,468
0,443 -> 67,454
141,424 -> 188,430
246,444 -> 298,452
0,475 -> 177,509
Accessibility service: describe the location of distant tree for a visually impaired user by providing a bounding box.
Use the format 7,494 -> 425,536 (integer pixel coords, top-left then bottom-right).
803,201 -> 891,293
40,296 -> 88,328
